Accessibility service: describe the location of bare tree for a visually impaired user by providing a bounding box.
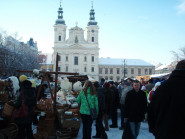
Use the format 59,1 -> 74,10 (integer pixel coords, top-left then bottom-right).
0,30 -> 40,77
169,46 -> 185,71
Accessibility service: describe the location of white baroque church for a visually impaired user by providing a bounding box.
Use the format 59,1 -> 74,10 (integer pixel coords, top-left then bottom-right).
52,3 -> 155,82
53,3 -> 99,80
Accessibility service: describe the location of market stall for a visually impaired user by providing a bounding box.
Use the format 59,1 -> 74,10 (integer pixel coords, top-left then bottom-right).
0,53 -> 87,138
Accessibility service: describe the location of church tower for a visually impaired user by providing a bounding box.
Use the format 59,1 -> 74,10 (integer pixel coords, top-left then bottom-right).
54,1 -> 67,43
86,2 -> 99,45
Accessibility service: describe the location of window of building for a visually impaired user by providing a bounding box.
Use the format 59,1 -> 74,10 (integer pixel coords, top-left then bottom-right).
138,68 -> 141,75
117,68 -> 120,74
105,68 -> 108,74
58,35 -> 61,41
110,68 -> 113,74
65,66 -> 68,72
110,76 -> 113,80
131,68 -> 134,74
84,67 -> 87,72
74,56 -> 78,65
149,68 -> 152,75
66,56 -> 68,62
84,56 -> 87,62
92,56 -> 94,62
91,67 -> 94,72
58,55 -> 61,61
99,68 -> 102,74
58,67 -> 61,71
92,37 -> 94,42
145,69 -> 148,74
105,76 -> 108,80
116,76 -> 120,81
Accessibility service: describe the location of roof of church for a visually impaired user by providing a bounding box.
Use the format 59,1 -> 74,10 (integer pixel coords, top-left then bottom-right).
99,57 -> 154,66
70,26 -> 83,31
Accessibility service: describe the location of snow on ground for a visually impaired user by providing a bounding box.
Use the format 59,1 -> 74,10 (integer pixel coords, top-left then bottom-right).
76,110 -> 155,139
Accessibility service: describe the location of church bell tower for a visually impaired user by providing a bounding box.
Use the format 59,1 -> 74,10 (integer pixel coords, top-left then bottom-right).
54,1 -> 67,43
86,2 -> 99,45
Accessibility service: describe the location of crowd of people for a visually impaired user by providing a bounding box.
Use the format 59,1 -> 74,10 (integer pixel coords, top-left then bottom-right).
2,60 -> 185,139
77,60 -> 185,139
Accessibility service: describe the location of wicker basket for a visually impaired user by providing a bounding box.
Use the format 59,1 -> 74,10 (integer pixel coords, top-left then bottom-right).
2,101 -> 14,117
62,118 -> 81,128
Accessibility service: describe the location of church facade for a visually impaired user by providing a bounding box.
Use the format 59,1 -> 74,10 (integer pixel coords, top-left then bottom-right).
52,3 -> 155,81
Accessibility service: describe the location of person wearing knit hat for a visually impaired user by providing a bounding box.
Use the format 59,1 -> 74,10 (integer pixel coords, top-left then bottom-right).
19,75 -> 27,83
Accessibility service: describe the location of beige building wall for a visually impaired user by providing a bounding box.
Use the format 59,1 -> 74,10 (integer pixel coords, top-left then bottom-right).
99,65 -> 155,82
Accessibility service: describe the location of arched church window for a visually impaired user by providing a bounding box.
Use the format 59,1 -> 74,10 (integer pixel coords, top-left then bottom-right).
75,36 -> 78,43
74,56 -> 78,65
92,37 -> 94,42
91,56 -> 94,62
58,35 -> 61,41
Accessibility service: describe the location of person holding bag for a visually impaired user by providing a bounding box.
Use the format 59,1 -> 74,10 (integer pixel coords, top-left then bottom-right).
76,80 -> 99,139
14,76 -> 36,139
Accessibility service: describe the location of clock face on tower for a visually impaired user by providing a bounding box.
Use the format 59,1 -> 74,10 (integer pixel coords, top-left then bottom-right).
91,29 -> 95,33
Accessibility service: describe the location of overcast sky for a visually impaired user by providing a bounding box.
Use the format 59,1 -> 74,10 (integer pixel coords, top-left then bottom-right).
1,0 -> 185,65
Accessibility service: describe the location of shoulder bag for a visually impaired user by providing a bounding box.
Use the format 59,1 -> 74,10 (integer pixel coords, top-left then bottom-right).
85,95 -> 97,120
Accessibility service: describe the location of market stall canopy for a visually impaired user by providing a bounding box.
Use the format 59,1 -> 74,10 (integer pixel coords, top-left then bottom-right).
150,72 -> 171,79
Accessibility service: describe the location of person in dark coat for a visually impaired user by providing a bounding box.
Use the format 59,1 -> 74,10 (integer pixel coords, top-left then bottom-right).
124,80 -> 147,139
148,60 -> 185,139
14,79 -> 36,139
93,81 -> 107,139
109,81 -> 119,128
103,82 -> 113,131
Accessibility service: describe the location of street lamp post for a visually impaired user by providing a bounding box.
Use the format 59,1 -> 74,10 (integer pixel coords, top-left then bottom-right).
123,59 -> 126,78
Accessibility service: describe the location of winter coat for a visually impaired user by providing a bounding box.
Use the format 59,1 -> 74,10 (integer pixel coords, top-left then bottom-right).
96,87 -> 106,112
14,80 -> 36,124
104,88 -> 113,114
148,70 -> 185,139
110,86 -> 119,109
124,89 -> 147,122
120,86 -> 133,105
76,87 -> 99,115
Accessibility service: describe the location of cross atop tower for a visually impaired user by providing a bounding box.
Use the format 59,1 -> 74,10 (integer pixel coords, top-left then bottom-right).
75,21 -> 78,26
60,0 -> 62,7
